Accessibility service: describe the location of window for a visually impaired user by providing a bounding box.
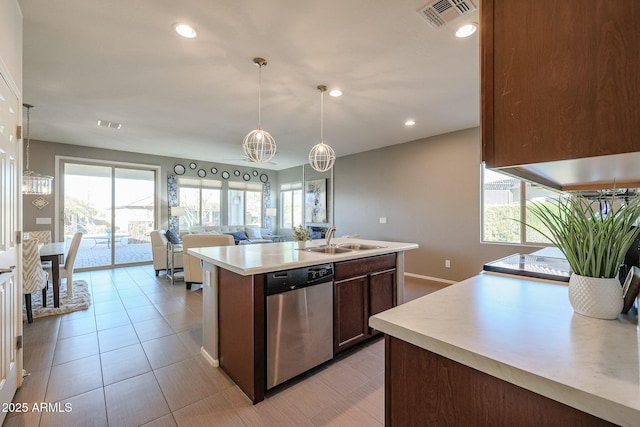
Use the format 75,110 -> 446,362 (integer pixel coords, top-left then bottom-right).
178,177 -> 222,229
280,182 -> 303,229
228,182 -> 263,226
482,165 -> 559,245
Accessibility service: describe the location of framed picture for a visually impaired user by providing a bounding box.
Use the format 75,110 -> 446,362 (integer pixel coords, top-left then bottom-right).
305,179 -> 327,223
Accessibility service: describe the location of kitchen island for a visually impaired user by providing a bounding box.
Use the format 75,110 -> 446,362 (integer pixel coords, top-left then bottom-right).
370,272 -> 640,426
189,237 -> 418,403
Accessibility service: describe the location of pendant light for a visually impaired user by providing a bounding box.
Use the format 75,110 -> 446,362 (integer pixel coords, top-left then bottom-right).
308,85 -> 336,172
22,104 -> 53,195
242,57 -> 276,163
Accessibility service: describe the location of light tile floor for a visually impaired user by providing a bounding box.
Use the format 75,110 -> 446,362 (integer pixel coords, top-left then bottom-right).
5,266 -> 439,427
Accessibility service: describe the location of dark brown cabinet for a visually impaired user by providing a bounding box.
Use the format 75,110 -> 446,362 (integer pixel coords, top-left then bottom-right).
334,254 -> 396,354
481,0 -> 640,190
385,336 -> 615,426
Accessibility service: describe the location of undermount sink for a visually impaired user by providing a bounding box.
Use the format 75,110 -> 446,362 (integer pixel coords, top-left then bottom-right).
337,243 -> 386,250
304,246 -> 353,254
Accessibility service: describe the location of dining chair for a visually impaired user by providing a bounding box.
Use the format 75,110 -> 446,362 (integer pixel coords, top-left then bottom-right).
45,232 -> 82,298
24,230 -> 52,245
23,239 -> 49,323
25,230 -> 54,269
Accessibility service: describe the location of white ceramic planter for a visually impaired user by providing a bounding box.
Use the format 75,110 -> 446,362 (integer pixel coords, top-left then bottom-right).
296,240 -> 306,250
568,273 -> 623,320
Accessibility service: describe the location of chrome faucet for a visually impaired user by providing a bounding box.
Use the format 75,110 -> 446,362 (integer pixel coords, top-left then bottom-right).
325,226 -> 336,247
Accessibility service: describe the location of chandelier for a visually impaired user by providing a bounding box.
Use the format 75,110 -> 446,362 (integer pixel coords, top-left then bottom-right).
242,57 -> 276,163
308,85 -> 336,172
22,104 -> 53,195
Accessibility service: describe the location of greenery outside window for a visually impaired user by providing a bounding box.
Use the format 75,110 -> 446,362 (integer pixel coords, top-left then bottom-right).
178,177 -> 221,229
482,165 -> 558,245
228,182 -> 263,226
280,182 -> 303,229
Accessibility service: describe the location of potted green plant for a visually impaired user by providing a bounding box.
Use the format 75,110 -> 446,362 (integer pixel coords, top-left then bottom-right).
527,192 -> 640,319
292,225 -> 311,249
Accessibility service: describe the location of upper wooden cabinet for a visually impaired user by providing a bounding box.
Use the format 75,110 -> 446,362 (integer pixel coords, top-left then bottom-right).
481,0 -> 640,190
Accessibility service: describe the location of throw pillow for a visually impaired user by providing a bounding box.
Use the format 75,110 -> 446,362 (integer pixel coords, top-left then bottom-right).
225,231 -> 249,245
260,228 -> 271,237
245,226 -> 262,240
165,229 -> 181,244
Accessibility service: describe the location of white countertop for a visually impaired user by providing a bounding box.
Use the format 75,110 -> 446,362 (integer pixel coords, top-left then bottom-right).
370,273 -> 640,426
188,237 -> 419,276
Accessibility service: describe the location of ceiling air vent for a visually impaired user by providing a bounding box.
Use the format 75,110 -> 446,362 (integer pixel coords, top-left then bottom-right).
417,0 -> 476,29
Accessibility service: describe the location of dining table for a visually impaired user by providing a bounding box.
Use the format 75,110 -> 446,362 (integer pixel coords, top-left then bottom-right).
39,242 -> 66,308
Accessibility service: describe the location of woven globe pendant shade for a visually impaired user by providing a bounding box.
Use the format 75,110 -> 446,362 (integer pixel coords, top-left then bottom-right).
308,141 -> 336,172
308,85 -> 336,172
243,128 -> 276,163
242,57 -> 276,163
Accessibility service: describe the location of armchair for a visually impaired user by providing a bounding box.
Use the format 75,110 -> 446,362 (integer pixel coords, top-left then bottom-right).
182,233 -> 234,289
150,229 -> 183,276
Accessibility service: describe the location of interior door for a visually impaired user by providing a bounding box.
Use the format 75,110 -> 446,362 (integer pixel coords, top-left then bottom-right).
0,71 -> 22,424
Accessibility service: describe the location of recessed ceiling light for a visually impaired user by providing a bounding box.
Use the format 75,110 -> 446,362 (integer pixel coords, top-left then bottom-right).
174,23 -> 197,38
405,120 -> 416,126
97,120 -> 122,130
455,23 -> 477,38
329,89 -> 343,97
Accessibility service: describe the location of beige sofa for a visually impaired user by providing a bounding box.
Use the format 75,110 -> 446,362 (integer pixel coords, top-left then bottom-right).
150,229 -> 183,276
186,225 -> 274,244
182,233 -> 235,289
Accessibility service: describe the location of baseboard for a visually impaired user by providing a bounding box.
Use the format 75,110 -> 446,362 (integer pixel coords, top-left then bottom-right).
404,272 -> 457,285
200,347 -> 219,367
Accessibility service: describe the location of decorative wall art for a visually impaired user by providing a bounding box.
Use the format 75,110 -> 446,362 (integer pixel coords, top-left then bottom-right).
32,196 -> 49,209
305,179 -> 327,223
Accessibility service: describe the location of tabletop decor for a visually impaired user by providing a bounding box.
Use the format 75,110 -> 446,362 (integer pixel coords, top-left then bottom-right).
527,192 -> 640,319
292,225 -> 311,249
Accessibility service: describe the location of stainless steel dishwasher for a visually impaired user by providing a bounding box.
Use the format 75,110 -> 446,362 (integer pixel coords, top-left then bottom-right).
265,263 -> 334,389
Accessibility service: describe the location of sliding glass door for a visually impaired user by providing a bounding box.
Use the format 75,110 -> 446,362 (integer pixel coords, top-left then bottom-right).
62,161 -> 157,269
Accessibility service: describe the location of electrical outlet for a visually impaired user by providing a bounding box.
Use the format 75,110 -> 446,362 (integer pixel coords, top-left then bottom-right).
379,217 -> 387,224
445,260 -> 451,268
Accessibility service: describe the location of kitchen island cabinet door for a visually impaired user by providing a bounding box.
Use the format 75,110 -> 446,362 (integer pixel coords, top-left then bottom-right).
368,269 -> 396,335
334,276 -> 369,353
482,0 -> 640,170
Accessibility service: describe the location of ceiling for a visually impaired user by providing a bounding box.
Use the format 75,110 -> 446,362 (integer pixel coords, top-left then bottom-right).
19,0 -> 480,170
